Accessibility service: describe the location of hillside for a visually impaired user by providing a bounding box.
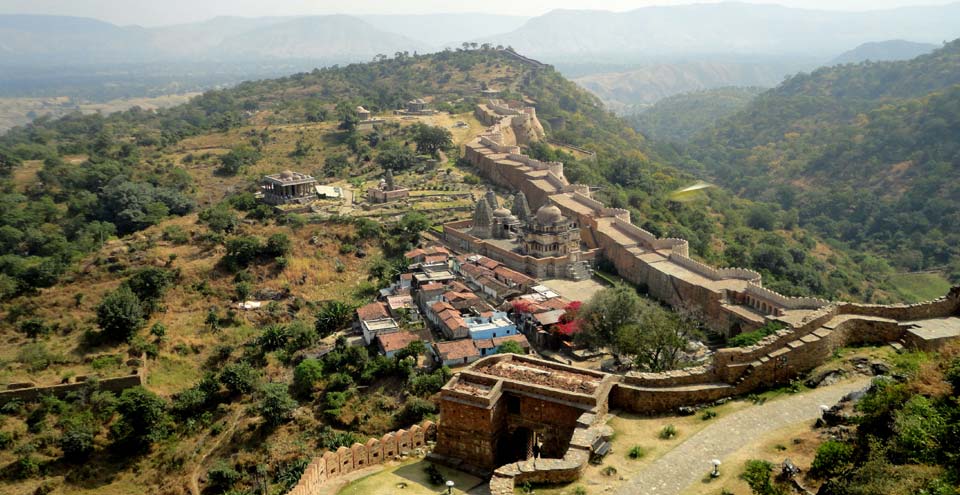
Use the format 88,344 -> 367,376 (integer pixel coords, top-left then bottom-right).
830,39 -> 939,65
0,47 -> 932,494
627,87 -> 764,141
683,39 -> 960,287
573,61 -> 787,112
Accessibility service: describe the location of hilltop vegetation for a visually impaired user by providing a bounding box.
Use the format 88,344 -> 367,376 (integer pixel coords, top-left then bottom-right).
628,87 -> 764,142
680,39 -> 960,285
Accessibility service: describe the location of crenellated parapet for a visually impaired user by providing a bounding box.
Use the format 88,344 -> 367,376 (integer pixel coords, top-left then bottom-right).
744,283 -> 831,311
667,253 -> 761,284
286,421 -> 438,495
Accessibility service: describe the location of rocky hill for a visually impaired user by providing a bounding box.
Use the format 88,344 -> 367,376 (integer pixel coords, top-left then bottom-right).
628,87 -> 764,142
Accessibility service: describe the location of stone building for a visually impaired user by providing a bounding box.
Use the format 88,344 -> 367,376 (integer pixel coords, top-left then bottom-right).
367,169 -> 410,203
448,196 -> 592,280
356,106 -> 372,121
432,354 -> 615,472
261,170 -> 318,205
522,205 -> 580,258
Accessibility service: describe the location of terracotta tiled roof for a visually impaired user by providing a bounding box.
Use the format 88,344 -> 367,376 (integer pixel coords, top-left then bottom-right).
431,301 -> 456,313
494,334 -> 530,349
404,248 -> 425,259
494,266 -> 534,286
420,282 -> 445,292
447,280 -> 472,293
377,332 -> 421,353
475,338 -> 496,350
435,340 -> 480,361
357,302 -> 389,321
478,257 -> 500,270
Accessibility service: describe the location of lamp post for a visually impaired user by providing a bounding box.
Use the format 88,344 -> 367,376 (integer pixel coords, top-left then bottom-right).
446,480 -> 455,494
711,459 -> 722,478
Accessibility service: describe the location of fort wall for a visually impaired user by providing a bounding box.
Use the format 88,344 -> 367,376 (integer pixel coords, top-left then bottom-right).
286,421 -> 437,495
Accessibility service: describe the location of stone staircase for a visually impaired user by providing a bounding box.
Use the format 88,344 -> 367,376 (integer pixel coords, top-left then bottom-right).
567,261 -> 592,281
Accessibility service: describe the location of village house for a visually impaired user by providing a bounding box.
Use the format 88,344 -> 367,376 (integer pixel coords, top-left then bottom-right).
434,339 -> 481,367
375,330 -> 427,358
356,302 -> 400,345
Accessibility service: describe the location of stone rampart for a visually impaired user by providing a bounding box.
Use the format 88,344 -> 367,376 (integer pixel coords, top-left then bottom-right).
745,283 -> 831,311
669,253 -> 761,284
286,421 -> 437,495
0,372 -> 143,406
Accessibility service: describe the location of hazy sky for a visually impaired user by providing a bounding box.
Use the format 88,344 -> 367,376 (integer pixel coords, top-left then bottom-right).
0,0 -> 957,26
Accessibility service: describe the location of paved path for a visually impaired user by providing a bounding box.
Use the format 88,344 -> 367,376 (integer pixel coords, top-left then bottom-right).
614,378 -> 871,495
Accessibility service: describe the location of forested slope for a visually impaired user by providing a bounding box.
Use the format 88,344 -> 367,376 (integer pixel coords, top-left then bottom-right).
684,40 -> 960,283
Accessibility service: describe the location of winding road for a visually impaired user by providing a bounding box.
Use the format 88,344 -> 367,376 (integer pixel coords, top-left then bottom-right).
614,378 -> 871,495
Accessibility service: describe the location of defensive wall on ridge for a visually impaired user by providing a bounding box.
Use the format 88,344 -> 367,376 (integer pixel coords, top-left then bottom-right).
461,99 -> 844,334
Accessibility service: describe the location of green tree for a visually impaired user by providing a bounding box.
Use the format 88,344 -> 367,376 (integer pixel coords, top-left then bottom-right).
59,413 -> 96,461
264,233 -> 291,257
412,124 -> 453,157
199,204 -> 238,233
496,340 -> 525,355
576,285 -> 642,360
617,309 -> 698,372
257,383 -> 297,427
224,236 -> 263,268
292,359 -> 324,398
96,286 -> 145,342
315,300 -> 354,338
219,362 -> 260,396
376,141 -> 418,172
217,145 -> 261,175
111,387 -> 170,448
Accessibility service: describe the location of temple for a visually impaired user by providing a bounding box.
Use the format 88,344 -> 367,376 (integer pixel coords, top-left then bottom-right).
261,170 -> 318,205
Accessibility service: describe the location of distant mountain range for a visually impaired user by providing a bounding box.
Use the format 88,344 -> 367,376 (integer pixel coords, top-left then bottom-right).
829,40 -> 940,65
475,2 -> 960,60
1,4 -> 960,108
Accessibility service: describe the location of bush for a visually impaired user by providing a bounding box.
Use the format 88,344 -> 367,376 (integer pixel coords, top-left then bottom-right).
264,233 -> 291,257
207,461 -> 242,491
219,362 -> 260,396
96,286 -> 145,342
257,383 -> 297,427
59,416 -> 96,461
293,359 -> 323,398
627,445 -> 646,459
701,410 -> 717,420
658,425 -> 677,439
729,321 -> 787,347
811,440 -> 853,477
111,386 -> 171,448
395,397 -> 437,427
740,460 -> 785,495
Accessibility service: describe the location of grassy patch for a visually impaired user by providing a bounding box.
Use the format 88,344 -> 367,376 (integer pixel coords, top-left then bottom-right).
888,272 -> 951,303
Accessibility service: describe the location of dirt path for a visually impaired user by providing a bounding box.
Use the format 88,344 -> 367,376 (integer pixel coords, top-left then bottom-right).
188,408 -> 245,495
614,378 -> 872,495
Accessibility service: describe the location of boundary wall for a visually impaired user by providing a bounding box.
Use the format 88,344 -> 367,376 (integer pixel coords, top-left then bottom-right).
286,421 -> 437,495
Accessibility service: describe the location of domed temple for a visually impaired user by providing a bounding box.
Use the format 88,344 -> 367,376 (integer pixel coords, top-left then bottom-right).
261,170 -> 318,205
449,191 -> 594,280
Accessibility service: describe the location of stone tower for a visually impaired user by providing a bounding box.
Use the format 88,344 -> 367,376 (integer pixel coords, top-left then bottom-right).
471,199 -> 494,239
484,190 -> 499,210
511,191 -> 532,222
385,169 -> 395,191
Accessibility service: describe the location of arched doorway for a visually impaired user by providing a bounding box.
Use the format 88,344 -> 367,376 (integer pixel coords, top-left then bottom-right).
496,427 -> 535,465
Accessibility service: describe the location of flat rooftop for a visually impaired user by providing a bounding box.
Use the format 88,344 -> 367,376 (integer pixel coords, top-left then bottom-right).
902,317 -> 960,341
474,357 -> 602,395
